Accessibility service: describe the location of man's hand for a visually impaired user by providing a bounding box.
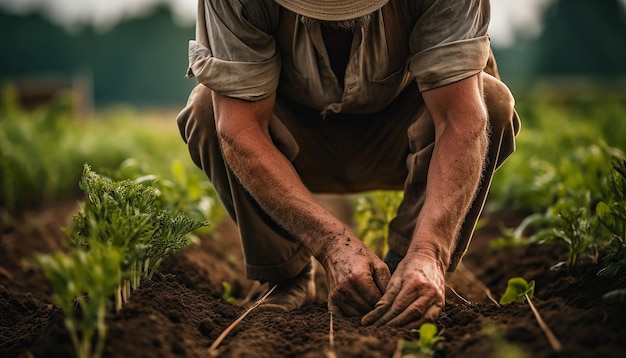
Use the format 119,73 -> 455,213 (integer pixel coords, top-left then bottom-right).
357,75 -> 487,328
361,252 -> 445,329
321,236 -> 391,317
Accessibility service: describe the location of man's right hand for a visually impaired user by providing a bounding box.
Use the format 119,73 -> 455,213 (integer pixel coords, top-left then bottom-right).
321,235 -> 391,317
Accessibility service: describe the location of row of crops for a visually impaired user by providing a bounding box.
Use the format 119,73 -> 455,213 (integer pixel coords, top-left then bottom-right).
1,85 -> 227,358
0,86 -> 223,227
2,84 -> 625,357
486,89 -> 626,278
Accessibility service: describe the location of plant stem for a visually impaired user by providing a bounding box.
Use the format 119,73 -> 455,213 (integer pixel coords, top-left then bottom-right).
208,285 -> 277,356
122,280 -> 130,304
115,285 -> 122,313
65,318 -> 82,358
525,294 -> 562,352
94,300 -> 107,358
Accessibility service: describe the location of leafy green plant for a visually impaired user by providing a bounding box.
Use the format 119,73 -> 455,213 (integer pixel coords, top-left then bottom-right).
546,205 -> 598,271
354,191 -> 403,258
494,153 -> 626,274
71,165 -> 207,311
33,243 -> 123,358
31,165 -> 208,358
1,86 -> 218,231
597,235 -> 626,277
398,323 -> 444,357
105,158 -> 223,229
490,89 -> 626,213
596,158 -> 626,277
500,277 -> 562,352
490,213 -> 557,249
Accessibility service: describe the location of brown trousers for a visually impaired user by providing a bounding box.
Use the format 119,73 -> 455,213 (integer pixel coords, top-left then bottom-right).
176,74 -> 520,282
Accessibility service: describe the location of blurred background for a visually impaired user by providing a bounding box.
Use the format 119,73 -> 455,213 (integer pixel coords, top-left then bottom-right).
0,0 -> 624,110
1,0 -> 625,230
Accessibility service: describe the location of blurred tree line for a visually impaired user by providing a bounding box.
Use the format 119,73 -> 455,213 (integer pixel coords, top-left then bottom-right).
0,0 -> 625,108
0,4 -> 195,108
494,0 -> 626,87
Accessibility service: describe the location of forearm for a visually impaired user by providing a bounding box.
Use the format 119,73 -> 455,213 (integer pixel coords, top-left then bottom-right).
213,93 -> 350,260
409,119 -> 488,267
409,76 -> 488,269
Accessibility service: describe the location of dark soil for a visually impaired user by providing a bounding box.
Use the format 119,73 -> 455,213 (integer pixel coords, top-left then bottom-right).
1,202 -> 625,358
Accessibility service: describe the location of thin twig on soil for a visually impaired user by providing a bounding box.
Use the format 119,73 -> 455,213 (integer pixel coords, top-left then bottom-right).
445,284 -> 471,305
238,280 -> 264,307
457,264 -> 500,306
0,265 -> 13,280
524,293 -> 563,352
326,312 -> 337,358
208,284 -> 277,356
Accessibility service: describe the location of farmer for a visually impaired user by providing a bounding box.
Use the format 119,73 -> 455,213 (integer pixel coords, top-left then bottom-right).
177,0 -> 520,328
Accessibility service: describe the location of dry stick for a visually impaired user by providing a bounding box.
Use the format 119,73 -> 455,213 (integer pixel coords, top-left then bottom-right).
445,284 -> 471,305
457,264 -> 500,306
208,284 -> 277,356
0,265 -> 14,280
525,294 -> 563,352
326,312 -> 337,358
238,281 -> 264,307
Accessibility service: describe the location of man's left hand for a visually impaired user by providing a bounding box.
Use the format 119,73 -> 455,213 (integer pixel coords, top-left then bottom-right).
360,252 -> 445,329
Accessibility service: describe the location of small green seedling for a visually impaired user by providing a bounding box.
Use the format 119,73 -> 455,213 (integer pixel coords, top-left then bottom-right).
500,277 -> 562,352
499,277 -> 535,304
221,282 -> 237,305
400,322 -> 444,357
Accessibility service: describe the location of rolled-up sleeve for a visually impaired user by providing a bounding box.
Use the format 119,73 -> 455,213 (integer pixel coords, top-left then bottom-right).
187,0 -> 280,101
407,0 -> 491,92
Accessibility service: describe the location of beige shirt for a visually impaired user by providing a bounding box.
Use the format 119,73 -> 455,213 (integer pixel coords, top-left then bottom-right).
187,0 -> 490,115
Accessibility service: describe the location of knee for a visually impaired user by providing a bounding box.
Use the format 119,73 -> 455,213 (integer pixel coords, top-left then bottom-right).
176,84 -> 215,144
175,84 -> 217,168
482,72 -> 517,134
481,73 -> 521,166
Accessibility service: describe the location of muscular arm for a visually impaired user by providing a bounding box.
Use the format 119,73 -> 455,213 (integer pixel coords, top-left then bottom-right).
214,92 -> 339,257
213,92 -> 390,314
363,74 -> 488,328
411,74 -> 488,268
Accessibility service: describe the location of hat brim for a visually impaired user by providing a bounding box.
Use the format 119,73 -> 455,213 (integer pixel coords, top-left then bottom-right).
274,0 -> 389,21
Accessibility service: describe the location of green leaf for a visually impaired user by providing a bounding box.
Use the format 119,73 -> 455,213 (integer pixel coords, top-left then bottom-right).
500,277 -> 535,304
403,323 -> 444,357
221,282 -> 237,305
597,261 -> 621,278
596,201 -> 611,219
418,323 -> 443,347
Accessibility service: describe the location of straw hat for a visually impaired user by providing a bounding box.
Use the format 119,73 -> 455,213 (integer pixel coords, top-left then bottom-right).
274,0 -> 389,21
